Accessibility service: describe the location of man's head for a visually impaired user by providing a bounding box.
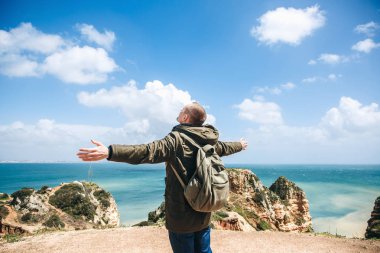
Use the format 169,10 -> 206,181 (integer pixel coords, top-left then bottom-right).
177,102 -> 207,126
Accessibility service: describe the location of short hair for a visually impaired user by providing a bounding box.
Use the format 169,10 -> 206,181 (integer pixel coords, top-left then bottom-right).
183,102 -> 207,126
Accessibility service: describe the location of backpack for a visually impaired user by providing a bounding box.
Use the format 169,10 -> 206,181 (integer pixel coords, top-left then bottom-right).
171,131 -> 229,212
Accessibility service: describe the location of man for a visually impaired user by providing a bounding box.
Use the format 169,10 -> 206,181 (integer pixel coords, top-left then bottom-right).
77,102 -> 248,253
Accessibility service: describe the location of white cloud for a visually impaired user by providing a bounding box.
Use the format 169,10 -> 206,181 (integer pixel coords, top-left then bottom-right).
354,21 -> 379,37
352,38 -> 380,54
42,46 -> 118,84
327,73 -> 340,81
308,59 -> 317,65
0,53 -> 39,77
236,96 -> 380,163
251,5 -> 325,46
302,76 -> 317,83
320,97 -> 380,136
0,119 -> 156,162
255,82 -> 296,95
235,98 -> 283,125
280,82 -> 295,90
0,23 -> 118,84
0,81 -> 217,161
256,86 -> 282,95
0,22 -> 65,54
78,80 -> 215,129
318,53 -> 347,64
302,74 -> 341,83
77,23 -> 116,51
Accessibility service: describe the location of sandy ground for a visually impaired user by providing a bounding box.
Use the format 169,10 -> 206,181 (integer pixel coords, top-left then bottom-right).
1,227 -> 379,253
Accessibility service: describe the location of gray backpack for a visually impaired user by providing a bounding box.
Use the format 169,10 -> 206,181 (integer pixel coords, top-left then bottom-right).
172,132 -> 229,212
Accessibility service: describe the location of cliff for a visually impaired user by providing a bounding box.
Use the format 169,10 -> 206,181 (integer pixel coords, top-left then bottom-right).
365,196 -> 380,239
0,181 -> 119,235
136,168 -> 312,232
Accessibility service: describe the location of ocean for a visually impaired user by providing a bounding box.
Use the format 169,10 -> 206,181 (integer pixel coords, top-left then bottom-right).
0,163 -> 379,238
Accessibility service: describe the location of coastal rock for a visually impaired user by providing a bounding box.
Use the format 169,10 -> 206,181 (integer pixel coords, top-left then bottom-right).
0,182 -> 120,235
212,211 -> 254,231
365,196 -> 380,239
136,168 -> 313,233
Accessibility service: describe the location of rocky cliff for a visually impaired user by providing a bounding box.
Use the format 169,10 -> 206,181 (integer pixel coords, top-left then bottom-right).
365,196 -> 380,239
136,168 -> 312,232
0,181 -> 120,235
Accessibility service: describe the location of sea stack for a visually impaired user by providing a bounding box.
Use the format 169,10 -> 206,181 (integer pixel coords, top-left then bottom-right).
365,196 -> 380,239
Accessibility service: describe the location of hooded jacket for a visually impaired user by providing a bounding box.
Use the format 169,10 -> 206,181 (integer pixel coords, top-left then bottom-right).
108,124 -> 242,233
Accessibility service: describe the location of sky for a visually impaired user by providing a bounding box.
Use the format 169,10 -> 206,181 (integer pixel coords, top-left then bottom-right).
0,0 -> 379,163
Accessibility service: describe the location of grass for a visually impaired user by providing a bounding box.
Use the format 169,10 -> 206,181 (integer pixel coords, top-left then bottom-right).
3,234 -> 22,243
257,220 -> 271,231
0,193 -> 9,201
314,232 -> 346,238
212,210 -> 229,221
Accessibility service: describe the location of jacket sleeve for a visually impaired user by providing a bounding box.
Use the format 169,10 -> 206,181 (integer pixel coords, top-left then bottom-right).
215,141 -> 243,157
108,133 -> 176,164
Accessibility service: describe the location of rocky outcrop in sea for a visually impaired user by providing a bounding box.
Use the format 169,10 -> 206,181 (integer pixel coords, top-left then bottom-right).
136,168 -> 313,232
0,181 -> 120,235
365,196 -> 380,239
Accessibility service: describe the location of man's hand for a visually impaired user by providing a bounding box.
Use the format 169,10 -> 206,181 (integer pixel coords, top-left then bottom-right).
240,138 -> 248,150
77,140 -> 109,161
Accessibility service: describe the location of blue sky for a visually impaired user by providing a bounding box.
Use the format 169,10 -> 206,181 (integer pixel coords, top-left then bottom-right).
0,0 -> 379,163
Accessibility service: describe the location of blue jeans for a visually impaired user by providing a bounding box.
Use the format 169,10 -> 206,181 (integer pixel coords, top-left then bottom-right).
168,226 -> 212,253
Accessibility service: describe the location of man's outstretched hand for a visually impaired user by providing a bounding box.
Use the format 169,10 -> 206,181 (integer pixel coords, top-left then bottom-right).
240,138 -> 248,150
77,140 -> 109,161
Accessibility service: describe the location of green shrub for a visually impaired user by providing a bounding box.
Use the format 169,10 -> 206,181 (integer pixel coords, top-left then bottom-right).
253,191 -> 266,204
49,183 -> 96,220
257,220 -> 271,231
212,211 -> 229,221
0,193 -> 9,201
245,210 -> 259,219
10,188 -> 34,205
37,185 -> 49,194
93,189 -> 111,208
43,214 -> 65,228
20,212 -> 39,223
0,205 -> 9,219
215,211 -> 229,218
3,234 -> 21,243
295,217 -> 306,226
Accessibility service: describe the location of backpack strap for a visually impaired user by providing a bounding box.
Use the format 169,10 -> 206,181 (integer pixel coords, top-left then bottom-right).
170,131 -> 187,189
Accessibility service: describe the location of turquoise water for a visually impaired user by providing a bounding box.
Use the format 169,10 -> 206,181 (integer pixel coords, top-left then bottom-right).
0,163 -> 379,237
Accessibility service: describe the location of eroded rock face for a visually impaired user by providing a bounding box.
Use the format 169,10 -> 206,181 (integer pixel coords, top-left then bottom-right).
365,196 -> 380,239
223,169 -> 312,232
0,182 -> 120,234
212,211 -> 254,232
137,168 -> 313,233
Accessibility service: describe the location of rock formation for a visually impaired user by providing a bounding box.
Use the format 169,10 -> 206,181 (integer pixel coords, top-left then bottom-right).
0,181 -> 120,235
136,168 -> 313,233
365,196 -> 380,239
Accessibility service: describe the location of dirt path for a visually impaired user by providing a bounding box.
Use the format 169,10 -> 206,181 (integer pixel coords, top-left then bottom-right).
1,227 -> 379,253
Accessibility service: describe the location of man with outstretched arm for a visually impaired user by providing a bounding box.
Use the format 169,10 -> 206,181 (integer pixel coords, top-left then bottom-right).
77,102 -> 248,253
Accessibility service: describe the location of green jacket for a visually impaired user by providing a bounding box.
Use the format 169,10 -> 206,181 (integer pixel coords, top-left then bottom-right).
108,124 -> 242,233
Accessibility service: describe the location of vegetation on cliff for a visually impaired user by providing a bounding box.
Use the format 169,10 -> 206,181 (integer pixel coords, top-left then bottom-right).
1,181 -> 120,237
49,183 -> 96,221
